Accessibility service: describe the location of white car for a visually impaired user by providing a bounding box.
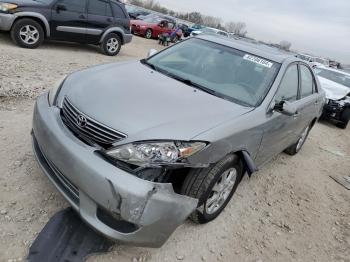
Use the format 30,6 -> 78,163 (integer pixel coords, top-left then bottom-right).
315,66 -> 350,128
191,27 -> 229,37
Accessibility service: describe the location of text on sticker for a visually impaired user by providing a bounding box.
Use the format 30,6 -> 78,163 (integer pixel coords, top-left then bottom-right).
243,54 -> 273,68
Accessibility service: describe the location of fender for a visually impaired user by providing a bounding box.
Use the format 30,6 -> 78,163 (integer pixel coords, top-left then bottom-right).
99,27 -> 125,44
14,12 -> 50,37
240,151 -> 258,177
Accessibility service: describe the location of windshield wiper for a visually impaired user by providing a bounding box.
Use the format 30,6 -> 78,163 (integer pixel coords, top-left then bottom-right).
164,73 -> 222,97
140,59 -> 158,71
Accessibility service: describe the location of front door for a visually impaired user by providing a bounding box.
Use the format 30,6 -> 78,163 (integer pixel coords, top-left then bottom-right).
85,0 -> 115,44
50,0 -> 88,42
256,63 -> 302,165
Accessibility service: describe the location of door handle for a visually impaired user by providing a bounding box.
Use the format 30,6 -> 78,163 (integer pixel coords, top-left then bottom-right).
106,18 -> 112,22
314,101 -> 319,105
78,14 -> 86,19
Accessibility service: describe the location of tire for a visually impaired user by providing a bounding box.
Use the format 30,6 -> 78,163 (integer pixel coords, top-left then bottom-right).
101,33 -> 121,56
145,29 -> 153,39
10,18 -> 44,49
335,108 -> 350,129
181,154 -> 243,224
284,124 -> 311,155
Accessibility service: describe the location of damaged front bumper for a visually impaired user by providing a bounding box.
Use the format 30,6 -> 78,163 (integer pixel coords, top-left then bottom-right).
323,97 -> 350,122
31,94 -> 198,247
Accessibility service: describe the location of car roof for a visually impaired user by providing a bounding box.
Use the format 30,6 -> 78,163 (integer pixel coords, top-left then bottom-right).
196,34 -> 297,64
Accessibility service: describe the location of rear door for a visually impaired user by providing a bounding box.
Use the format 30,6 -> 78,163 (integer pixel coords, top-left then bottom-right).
297,64 -> 320,127
50,0 -> 88,42
85,0 -> 115,44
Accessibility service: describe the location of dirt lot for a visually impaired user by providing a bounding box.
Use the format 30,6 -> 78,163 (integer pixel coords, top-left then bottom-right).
0,32 -> 349,262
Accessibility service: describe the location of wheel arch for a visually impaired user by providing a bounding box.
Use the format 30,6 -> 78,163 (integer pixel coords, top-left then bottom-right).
13,12 -> 50,37
99,27 -> 125,44
234,150 -> 258,177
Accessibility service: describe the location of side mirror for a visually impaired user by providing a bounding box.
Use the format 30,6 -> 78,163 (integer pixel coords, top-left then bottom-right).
147,49 -> 158,58
56,4 -> 67,12
273,101 -> 298,116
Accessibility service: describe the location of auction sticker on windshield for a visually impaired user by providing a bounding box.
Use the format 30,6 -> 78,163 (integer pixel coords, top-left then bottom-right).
243,54 -> 273,68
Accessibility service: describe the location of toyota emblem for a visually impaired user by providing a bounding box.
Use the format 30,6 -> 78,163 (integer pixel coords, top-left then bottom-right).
76,114 -> 87,127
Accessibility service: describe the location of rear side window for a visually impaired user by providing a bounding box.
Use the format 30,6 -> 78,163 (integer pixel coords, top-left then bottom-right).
111,2 -> 127,18
275,64 -> 299,102
57,0 -> 86,13
88,0 -> 112,16
300,65 -> 314,98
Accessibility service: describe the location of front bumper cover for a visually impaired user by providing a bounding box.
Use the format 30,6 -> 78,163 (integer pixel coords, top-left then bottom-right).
0,13 -> 15,31
32,93 -> 198,247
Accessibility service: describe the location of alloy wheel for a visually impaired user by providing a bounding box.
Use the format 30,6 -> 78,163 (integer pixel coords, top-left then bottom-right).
106,38 -> 119,53
296,126 -> 310,151
205,167 -> 237,215
19,25 -> 39,44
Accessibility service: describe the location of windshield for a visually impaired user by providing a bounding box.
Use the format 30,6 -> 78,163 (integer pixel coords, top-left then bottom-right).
314,68 -> 350,88
146,38 -> 280,107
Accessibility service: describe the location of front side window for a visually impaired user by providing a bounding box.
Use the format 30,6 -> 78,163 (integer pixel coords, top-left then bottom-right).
88,0 -> 112,16
57,0 -> 86,13
146,38 -> 280,107
300,65 -> 314,98
275,64 -> 298,102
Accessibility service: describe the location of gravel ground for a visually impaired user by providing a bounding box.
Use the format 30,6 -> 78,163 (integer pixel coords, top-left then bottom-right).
0,32 -> 349,262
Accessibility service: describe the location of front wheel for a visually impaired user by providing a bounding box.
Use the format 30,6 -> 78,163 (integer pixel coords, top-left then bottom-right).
336,108 -> 350,129
181,154 -> 243,224
101,33 -> 121,56
11,18 -> 44,49
284,124 -> 311,155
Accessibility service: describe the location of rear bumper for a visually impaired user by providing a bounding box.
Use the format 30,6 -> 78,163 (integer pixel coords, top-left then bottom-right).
123,33 -> 133,44
32,93 -> 197,247
0,13 -> 15,31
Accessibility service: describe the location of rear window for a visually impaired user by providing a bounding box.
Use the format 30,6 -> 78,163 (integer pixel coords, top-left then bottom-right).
88,0 -> 112,16
111,2 -> 127,18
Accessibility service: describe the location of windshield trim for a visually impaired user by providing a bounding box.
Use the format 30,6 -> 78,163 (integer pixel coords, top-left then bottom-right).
142,38 -> 281,107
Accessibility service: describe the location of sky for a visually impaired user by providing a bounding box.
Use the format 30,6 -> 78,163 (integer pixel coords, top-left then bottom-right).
155,0 -> 350,64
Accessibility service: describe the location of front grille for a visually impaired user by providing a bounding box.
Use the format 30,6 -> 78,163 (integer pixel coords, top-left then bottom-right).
61,97 -> 126,147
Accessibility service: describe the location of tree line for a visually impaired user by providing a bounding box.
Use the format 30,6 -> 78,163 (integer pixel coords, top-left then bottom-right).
128,0 -> 293,50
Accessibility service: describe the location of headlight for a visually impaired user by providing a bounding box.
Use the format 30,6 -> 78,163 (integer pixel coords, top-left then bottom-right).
48,76 -> 66,106
0,3 -> 17,12
106,141 -> 207,166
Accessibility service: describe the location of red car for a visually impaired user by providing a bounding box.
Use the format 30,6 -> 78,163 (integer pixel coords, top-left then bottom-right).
131,16 -> 176,39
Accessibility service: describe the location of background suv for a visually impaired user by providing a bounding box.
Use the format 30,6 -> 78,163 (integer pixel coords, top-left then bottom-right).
0,0 -> 132,55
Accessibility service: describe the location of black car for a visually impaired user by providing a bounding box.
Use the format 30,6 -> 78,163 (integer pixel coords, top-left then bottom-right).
0,0 -> 132,55
125,4 -> 150,19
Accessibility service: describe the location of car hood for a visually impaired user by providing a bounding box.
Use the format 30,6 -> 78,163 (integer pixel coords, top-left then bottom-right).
318,76 -> 350,100
61,61 -> 253,141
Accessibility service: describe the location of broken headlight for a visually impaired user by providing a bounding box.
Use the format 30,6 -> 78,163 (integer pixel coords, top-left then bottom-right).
106,141 -> 207,166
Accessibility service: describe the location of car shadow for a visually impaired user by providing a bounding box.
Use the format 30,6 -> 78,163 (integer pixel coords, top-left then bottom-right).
0,31 -> 102,55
